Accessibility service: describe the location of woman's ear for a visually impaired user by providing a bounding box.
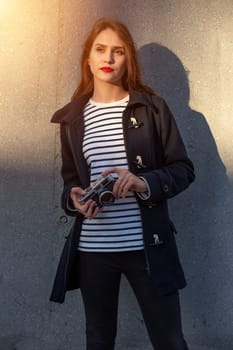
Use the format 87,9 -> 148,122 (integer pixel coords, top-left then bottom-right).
87,58 -> 90,65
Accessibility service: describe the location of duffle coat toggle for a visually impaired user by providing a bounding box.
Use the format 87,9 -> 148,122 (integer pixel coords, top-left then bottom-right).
149,234 -> 164,247
133,155 -> 147,169
128,116 -> 143,129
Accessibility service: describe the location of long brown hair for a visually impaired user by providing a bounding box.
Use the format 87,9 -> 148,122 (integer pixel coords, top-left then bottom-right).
72,18 -> 154,100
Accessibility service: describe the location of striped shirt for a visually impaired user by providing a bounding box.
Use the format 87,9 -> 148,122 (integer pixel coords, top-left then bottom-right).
78,96 -> 144,252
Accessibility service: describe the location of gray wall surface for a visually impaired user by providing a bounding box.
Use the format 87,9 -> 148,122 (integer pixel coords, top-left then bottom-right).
0,1 -> 233,349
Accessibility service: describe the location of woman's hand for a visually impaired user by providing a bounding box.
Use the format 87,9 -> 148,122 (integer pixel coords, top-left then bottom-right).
101,167 -> 147,199
70,187 -> 101,220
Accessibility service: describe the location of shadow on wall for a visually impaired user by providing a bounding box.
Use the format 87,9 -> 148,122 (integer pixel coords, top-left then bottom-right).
138,44 -> 233,348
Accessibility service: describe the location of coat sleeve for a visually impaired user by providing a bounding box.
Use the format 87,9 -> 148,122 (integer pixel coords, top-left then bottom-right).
140,97 -> 195,203
59,124 -> 81,216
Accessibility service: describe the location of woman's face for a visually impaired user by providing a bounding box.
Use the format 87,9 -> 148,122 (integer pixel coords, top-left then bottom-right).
88,28 -> 126,87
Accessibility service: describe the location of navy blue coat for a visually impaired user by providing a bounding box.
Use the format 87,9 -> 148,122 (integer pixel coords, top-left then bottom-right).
50,90 -> 195,303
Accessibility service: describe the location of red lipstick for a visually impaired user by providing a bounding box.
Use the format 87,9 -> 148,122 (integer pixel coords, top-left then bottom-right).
100,67 -> 114,73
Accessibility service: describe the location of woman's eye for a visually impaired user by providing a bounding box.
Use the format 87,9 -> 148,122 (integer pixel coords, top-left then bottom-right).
114,49 -> 124,55
96,47 -> 104,52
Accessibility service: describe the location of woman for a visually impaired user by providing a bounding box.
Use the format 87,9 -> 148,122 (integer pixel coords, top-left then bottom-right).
50,18 -> 195,350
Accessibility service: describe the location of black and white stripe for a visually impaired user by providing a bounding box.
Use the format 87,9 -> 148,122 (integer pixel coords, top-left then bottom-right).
79,96 -> 144,252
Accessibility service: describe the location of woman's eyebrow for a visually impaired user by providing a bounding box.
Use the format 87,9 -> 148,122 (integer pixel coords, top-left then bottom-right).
94,43 -> 125,49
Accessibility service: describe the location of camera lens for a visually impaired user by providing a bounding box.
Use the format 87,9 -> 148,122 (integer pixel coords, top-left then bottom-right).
99,191 -> 115,206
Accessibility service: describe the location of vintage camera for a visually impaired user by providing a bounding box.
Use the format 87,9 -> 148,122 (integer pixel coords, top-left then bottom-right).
79,174 -> 115,207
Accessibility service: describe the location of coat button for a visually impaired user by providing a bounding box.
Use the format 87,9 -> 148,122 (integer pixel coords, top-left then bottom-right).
149,234 -> 164,246
163,184 -> 169,192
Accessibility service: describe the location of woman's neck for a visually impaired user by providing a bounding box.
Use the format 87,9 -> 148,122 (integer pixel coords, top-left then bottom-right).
92,81 -> 128,103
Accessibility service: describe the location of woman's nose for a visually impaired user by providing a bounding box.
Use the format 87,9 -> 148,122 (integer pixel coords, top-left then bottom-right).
104,50 -> 114,63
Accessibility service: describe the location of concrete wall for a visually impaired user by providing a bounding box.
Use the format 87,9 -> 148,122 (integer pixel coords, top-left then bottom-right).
0,1 -> 233,349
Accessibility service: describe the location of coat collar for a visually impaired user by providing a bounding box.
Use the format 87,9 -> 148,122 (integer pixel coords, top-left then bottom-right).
50,94 -> 91,124
51,90 -> 153,125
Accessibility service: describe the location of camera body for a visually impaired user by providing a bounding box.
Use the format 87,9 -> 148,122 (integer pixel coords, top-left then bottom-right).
79,174 -> 115,207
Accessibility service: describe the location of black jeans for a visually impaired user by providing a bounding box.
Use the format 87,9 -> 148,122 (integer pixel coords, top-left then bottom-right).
78,250 -> 189,350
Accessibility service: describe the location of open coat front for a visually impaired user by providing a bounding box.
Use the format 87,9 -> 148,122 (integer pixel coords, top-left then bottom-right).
50,90 -> 195,303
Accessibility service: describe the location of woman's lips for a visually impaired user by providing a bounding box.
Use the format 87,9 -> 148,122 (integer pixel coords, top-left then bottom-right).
100,67 -> 114,73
